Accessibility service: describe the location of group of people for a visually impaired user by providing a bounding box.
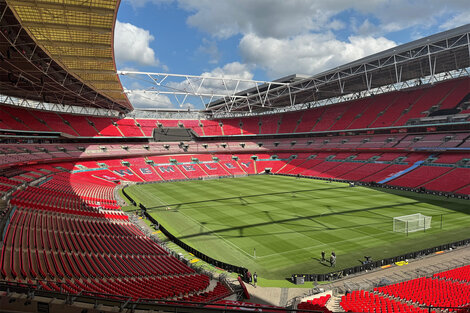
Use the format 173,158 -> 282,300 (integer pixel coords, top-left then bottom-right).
321,251 -> 336,267
245,271 -> 258,287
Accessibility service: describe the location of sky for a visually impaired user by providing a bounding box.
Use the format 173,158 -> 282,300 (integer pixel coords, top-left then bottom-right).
114,0 -> 470,110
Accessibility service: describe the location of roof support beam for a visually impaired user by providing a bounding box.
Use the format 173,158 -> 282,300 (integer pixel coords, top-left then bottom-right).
21,21 -> 111,33
42,40 -> 111,50
57,55 -> 113,62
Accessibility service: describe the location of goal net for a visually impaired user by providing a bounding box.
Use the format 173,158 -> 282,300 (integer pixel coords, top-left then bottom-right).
393,213 -> 432,233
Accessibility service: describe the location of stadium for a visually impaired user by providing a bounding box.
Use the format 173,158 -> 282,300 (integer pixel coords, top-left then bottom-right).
0,1 -> 469,312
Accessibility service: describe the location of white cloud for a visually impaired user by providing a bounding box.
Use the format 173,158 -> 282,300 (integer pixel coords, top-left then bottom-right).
202,62 -> 254,80
126,90 -> 174,109
114,20 -> 159,67
197,38 -> 221,64
439,12 -> 470,30
240,33 -> 396,78
176,0 -> 470,41
179,0 -> 345,39
123,0 -> 174,9
167,62 -> 255,97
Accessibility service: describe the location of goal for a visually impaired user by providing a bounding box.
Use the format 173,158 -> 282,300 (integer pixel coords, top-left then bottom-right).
393,213 -> 432,233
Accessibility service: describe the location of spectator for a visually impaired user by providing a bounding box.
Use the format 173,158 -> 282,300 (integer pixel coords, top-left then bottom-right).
253,272 -> 258,287
330,254 -> 336,267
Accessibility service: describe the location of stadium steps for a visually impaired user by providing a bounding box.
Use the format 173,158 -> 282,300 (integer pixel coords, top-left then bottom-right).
332,161 -> 370,179
197,163 -> 211,176
235,161 -> 248,174
390,134 -> 410,148
85,117 -> 101,135
455,134 -> 470,147
57,114 -> 81,136
0,107 -> 33,131
292,111 -> 303,133
416,167 -> 455,188
200,121 -> 207,136
366,94 -> 400,128
135,121 -> 147,137
434,81 -> 462,111
326,295 -> 343,312
175,165 -> 190,179
113,125 -> 126,137
343,99 -> 373,130
392,91 -> 426,126
307,109 -> 326,132
282,158 -> 312,174
378,161 -> 425,184
275,116 -> 282,134
303,160 -> 344,177
454,182 -> 470,194
127,167 -> 145,182
220,162 -> 234,176
274,159 -> 291,173
220,120 -> 225,136
148,163 -> 165,181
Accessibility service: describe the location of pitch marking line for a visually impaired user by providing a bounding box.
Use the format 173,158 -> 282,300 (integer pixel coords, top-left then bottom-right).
150,193 -> 256,259
255,230 -> 396,260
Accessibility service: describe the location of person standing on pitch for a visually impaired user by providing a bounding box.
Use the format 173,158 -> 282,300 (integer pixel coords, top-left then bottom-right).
321,251 -> 326,262
330,253 -> 336,267
253,272 -> 258,287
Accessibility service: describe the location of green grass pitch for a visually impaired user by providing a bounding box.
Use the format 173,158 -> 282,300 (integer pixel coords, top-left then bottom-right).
124,175 -> 470,281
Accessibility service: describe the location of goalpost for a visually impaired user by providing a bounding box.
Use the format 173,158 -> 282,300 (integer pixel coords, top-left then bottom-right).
393,213 -> 432,234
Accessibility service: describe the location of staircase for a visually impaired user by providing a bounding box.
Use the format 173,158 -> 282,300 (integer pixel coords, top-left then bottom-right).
326,295 -> 344,312
378,160 -> 424,184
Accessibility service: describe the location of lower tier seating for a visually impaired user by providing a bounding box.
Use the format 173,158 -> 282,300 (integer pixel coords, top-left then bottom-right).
340,290 -> 436,313
298,294 -> 332,313
375,276 -> 470,309
433,264 -> 470,283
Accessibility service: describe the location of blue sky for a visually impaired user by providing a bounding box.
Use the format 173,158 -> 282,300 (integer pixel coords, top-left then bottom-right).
114,0 -> 469,109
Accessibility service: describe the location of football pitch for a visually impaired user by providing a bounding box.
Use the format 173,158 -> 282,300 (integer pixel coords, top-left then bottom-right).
124,175 -> 470,280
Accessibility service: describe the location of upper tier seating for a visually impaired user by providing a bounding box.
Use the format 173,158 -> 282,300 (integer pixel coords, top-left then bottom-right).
201,120 -> 223,136
0,78 -> 468,138
33,111 -> 79,135
221,118 -> 242,135
61,114 -> 99,137
116,119 -> 145,137
1,106 -> 51,131
87,117 -> 122,136
260,115 -> 280,134
241,117 -> 260,135
136,119 -> 159,136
